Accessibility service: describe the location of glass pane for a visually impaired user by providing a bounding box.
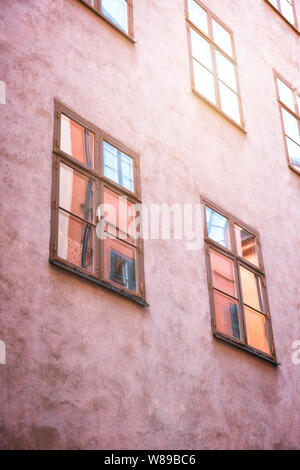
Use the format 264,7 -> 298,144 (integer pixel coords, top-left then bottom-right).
235,225 -> 259,267
205,206 -> 231,249
193,60 -> 216,104
281,108 -> 300,144
245,306 -> 271,354
58,210 -> 94,272
297,95 -> 300,113
103,187 -> 136,243
190,28 -> 212,70
104,238 -> 137,292
277,78 -> 295,112
216,51 -> 237,91
59,163 -> 94,222
210,249 -> 237,298
214,291 -> 241,340
187,0 -> 208,34
239,266 -> 264,312
103,141 -> 134,192
60,114 -> 94,168
280,0 -> 295,25
286,136 -> 300,170
212,19 -> 233,57
102,0 -> 128,33
86,0 -> 96,6
268,0 -> 278,7
219,82 -> 241,124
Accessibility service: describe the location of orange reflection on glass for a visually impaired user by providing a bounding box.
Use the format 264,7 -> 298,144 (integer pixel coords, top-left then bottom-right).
59,163 -> 94,222
103,187 -> 136,244
245,306 -> 270,354
58,210 -> 94,272
214,291 -> 240,340
239,266 -> 264,312
210,249 -> 237,298
60,114 -> 94,168
235,225 -> 259,266
104,238 -> 136,292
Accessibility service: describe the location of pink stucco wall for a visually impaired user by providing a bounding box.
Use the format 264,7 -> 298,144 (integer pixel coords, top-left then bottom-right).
0,0 -> 300,449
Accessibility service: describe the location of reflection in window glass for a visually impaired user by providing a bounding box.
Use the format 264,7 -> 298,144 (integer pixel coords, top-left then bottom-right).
103,187 -> 136,243
286,137 -> 300,170
190,28 -> 212,71
277,78 -> 295,112
219,82 -> 240,124
216,51 -> 237,92
58,210 -> 94,271
102,0 -> 128,32
60,114 -> 94,168
193,59 -> 216,104
206,207 -> 231,249
187,0 -> 208,34
235,225 -> 259,266
212,19 -> 233,57
104,238 -> 136,292
210,249 -> 236,298
280,0 -> 295,25
59,163 -> 94,223
103,141 -> 134,192
282,109 -> 300,144
245,306 -> 270,354
214,291 -> 240,340
240,267 -> 264,312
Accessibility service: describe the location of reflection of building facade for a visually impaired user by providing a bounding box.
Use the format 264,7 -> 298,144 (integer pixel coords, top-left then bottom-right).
1,0 -> 300,450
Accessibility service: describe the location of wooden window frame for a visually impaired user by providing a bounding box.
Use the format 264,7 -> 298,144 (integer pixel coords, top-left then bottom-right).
274,71 -> 300,176
79,0 -> 134,42
201,195 -> 278,365
265,0 -> 299,34
185,0 -> 246,132
50,101 -> 147,306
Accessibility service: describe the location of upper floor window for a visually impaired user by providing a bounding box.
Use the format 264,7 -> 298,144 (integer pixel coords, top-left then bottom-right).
81,0 -> 133,39
275,73 -> 300,174
202,198 -> 278,364
50,102 -> 146,305
185,0 -> 245,129
266,0 -> 299,30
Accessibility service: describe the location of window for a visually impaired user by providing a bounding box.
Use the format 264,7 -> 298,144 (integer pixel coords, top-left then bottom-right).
80,0 -> 133,39
275,72 -> 300,175
50,102 -> 146,305
265,0 -> 299,31
185,0 -> 245,129
202,197 -> 277,364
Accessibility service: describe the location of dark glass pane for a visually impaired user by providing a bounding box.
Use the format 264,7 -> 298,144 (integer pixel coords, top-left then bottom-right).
104,238 -> 137,292
59,163 -> 94,222
214,290 -> 241,340
60,114 -> 94,168
210,249 -> 237,298
58,210 -> 94,272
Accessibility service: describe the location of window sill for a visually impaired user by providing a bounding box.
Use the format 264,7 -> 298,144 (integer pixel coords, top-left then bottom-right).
289,163 -> 300,176
265,1 -> 300,34
78,0 -> 135,43
49,259 -> 149,307
213,332 -> 280,366
192,88 -> 247,134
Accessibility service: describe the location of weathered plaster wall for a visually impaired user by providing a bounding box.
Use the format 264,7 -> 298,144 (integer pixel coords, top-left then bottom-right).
0,0 -> 299,449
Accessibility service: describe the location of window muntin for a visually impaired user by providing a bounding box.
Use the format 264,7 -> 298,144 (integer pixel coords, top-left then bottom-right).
51,102 -> 145,302
186,0 -> 244,128
275,73 -> 300,174
203,199 -> 277,363
80,0 -> 133,38
266,0 -> 298,29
